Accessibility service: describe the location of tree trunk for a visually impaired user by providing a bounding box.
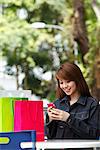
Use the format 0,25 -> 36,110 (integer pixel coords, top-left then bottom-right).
72,0 -> 89,60
23,63 -> 29,90
92,50 -> 100,101
15,64 -> 19,90
91,0 -> 100,101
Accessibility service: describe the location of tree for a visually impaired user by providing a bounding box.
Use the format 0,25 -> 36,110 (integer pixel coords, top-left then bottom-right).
0,0 -> 99,101
90,0 -> 100,101
72,0 -> 89,61
0,0 -> 69,99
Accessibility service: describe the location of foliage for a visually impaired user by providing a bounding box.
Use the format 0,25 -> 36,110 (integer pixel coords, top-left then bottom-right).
0,0 -> 99,100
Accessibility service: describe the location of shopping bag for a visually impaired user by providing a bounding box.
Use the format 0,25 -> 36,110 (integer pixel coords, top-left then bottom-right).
0,97 -> 28,132
14,100 -> 44,141
10,97 -> 28,114
0,97 -> 13,132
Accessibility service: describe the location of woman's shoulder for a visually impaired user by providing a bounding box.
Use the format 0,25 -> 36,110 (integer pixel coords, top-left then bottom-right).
86,96 -> 99,106
53,98 -> 60,107
53,96 -> 67,107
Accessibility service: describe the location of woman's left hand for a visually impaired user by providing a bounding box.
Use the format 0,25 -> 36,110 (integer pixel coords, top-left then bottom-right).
50,108 -> 70,122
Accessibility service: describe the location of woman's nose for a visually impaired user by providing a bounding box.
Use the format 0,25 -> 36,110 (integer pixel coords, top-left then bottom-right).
63,83 -> 68,88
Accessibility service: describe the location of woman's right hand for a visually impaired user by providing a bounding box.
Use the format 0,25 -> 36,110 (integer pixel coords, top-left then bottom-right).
47,107 -> 70,122
47,106 -> 59,122
47,106 -> 54,122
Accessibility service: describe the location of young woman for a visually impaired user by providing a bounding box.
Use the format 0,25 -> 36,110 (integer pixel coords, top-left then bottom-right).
45,62 -> 100,150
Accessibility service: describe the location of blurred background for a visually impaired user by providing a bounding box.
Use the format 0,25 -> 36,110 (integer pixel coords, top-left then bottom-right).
0,0 -> 100,102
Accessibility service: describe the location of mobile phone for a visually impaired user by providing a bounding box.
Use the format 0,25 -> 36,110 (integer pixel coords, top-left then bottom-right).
47,103 -> 56,109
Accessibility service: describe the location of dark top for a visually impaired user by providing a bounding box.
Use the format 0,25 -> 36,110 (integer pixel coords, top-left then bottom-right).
46,96 -> 100,140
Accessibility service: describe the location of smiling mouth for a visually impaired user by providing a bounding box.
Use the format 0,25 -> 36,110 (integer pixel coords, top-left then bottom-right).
65,90 -> 70,93
64,88 -> 71,92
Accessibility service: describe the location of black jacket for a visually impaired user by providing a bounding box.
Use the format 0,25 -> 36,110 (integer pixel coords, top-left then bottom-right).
45,96 -> 100,140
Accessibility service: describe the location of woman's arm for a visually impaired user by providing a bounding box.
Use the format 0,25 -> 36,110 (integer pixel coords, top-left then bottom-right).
67,103 -> 100,139
45,113 -> 57,139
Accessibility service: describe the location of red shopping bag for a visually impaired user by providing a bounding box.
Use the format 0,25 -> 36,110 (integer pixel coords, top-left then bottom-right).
14,100 -> 44,141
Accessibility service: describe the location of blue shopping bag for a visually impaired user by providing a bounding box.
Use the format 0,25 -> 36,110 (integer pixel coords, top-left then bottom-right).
0,130 -> 36,150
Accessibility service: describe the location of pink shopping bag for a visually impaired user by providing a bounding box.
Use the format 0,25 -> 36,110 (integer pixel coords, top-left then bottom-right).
14,100 -> 44,141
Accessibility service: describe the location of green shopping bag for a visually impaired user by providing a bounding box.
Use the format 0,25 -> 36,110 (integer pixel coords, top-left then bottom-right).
0,97 -> 13,132
0,97 -> 28,132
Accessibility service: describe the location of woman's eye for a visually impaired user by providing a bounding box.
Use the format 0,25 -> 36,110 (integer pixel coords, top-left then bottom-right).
66,80 -> 70,83
60,82 -> 63,84
59,80 -> 71,84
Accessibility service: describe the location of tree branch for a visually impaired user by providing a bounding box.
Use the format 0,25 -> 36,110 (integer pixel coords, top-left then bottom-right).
92,0 -> 100,21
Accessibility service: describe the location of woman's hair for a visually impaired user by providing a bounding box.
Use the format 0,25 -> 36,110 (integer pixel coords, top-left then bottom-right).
55,62 -> 91,99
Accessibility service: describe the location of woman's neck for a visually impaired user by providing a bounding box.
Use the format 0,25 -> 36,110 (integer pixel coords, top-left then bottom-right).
70,91 -> 80,103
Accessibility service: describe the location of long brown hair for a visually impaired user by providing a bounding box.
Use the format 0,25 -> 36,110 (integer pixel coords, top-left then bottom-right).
55,62 -> 91,99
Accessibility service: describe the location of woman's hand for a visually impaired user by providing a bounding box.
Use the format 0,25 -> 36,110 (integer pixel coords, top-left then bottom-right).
47,107 -> 70,122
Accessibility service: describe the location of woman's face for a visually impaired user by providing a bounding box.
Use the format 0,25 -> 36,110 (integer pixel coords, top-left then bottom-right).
59,79 -> 78,96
